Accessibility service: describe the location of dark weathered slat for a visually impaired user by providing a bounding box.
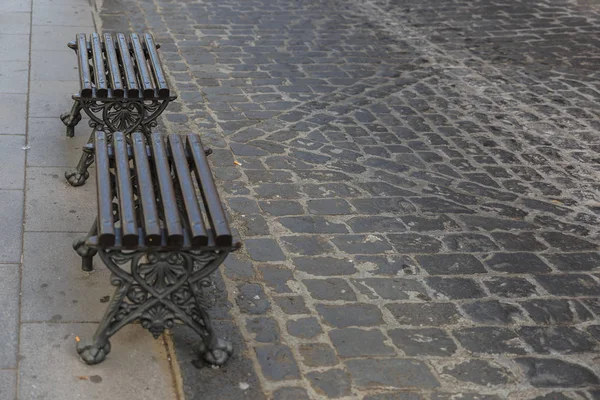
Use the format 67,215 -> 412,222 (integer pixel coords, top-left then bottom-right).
130,33 -> 154,98
76,33 -> 93,97
143,34 -> 169,98
113,132 -> 139,247
90,33 -> 108,97
103,33 -> 124,98
150,133 -> 184,246
94,132 -> 115,246
168,135 -> 209,246
186,134 -> 232,246
116,33 -> 139,98
131,133 -> 161,246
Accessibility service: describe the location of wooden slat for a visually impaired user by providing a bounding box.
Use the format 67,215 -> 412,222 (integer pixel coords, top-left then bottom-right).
103,33 -> 124,98
94,132 -> 115,246
130,33 -> 154,98
186,134 -> 232,246
150,133 -> 184,246
76,33 -> 93,97
168,135 -> 209,246
116,33 -> 139,98
143,34 -> 170,98
131,133 -> 161,246
90,33 -> 108,97
113,132 -> 139,247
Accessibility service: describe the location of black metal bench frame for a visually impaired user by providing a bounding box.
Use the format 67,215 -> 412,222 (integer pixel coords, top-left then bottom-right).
73,131 -> 240,366
61,33 -> 176,187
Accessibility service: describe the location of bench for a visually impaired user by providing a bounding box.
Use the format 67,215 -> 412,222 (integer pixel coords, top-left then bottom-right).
61,33 -> 176,187
73,130 -> 240,366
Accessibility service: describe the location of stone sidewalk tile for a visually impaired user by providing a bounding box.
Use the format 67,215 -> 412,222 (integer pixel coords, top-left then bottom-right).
0,370 -> 16,400
0,135 -> 26,189
0,34 -> 29,62
29,81 -> 80,117
0,13 -> 30,35
0,94 -> 26,134
0,0 -> 31,13
18,323 -> 177,400
0,265 -> 19,369
30,50 -> 79,82
26,118 -> 90,167
25,167 -> 96,232
32,5 -> 94,27
21,232 -> 112,322
31,26 -> 86,51
0,190 -> 23,263
0,61 -> 28,94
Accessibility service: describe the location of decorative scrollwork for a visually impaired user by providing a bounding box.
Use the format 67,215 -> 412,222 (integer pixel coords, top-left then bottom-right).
139,252 -> 186,293
103,101 -> 144,133
141,305 -> 175,338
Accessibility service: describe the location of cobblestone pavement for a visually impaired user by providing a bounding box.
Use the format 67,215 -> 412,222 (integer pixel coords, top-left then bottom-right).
97,0 -> 600,398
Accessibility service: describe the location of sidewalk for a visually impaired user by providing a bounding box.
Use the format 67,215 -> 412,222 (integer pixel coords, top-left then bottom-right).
1,0 -> 179,398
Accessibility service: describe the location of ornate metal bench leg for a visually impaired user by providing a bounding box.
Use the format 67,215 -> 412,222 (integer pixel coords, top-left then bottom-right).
65,131 -> 95,187
60,100 -> 83,138
73,220 -> 98,272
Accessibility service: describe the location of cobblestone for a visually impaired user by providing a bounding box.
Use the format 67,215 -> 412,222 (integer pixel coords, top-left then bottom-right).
97,0 -> 600,396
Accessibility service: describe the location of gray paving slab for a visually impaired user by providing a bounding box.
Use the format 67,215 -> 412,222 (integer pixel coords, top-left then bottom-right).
0,0 -> 31,12
18,323 -> 177,400
31,26 -> 86,51
0,13 -> 30,35
27,118 -> 91,167
32,5 -> 94,27
21,232 -> 113,322
29,81 -> 80,117
34,0 -> 95,7
0,34 -> 29,61
0,136 -> 26,190
25,167 -> 96,232
30,50 -> 79,82
0,94 -> 26,134
0,265 -> 19,369
0,61 -> 28,94
0,370 -> 16,400
0,190 -> 23,263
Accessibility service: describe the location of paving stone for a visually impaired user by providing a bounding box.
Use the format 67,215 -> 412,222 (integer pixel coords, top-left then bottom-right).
351,197 -> 417,214
388,328 -> 457,356
0,12 -> 30,34
0,33 -> 28,61
293,256 -> 357,276
440,359 -> 516,386
416,254 -> 487,275
426,277 -> 486,300
32,5 -> 94,26
0,93 -> 26,134
303,278 -> 356,301
19,323 -> 176,399
516,358 -> 599,387
484,253 -> 551,273
521,299 -> 590,324
329,328 -> 395,357
365,393 -> 422,400
430,394 -> 501,400
0,61 -> 28,94
348,216 -> 407,233
352,277 -> 427,300
0,370 -> 16,400
278,216 -> 348,233
443,233 -> 499,252
518,326 -> 598,354
254,344 -> 300,381
307,198 -> 354,215
345,358 -> 440,389
540,232 -> 597,251
274,295 -> 310,314
246,317 -> 280,343
298,343 -> 338,367
332,234 -> 393,254
259,265 -> 294,293
543,253 -> 600,272
484,277 -> 539,298
223,254 -> 255,280
401,215 -> 460,232
0,135 -> 25,190
306,369 -> 351,398
272,387 -> 310,400
462,300 -> 524,324
280,235 -> 334,255
388,233 -> 444,253
316,303 -> 384,328
235,283 -> 271,314
0,190 -> 23,263
258,200 -> 304,216
459,216 -> 536,231
535,274 -> 600,296
244,238 -> 286,261
286,317 -> 323,339
386,302 -> 462,326
453,327 -> 527,355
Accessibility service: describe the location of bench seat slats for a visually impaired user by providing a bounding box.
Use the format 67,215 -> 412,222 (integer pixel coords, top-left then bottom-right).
143,34 -> 170,98
75,33 -> 93,98
113,132 -> 139,247
116,33 -> 140,98
130,33 -> 155,98
150,133 -> 184,246
94,132 -> 115,246
131,133 -> 161,246
168,135 -> 209,246
90,33 -> 108,97
103,33 -> 124,98
187,134 -> 233,246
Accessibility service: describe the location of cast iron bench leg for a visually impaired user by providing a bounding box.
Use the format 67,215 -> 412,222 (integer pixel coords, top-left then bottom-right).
60,100 -> 83,138
65,131 -> 95,187
72,219 -> 98,272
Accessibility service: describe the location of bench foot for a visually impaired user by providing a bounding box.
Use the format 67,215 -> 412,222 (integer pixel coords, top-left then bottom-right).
76,339 -> 111,365
199,337 -> 233,367
61,101 -> 83,138
65,150 -> 93,187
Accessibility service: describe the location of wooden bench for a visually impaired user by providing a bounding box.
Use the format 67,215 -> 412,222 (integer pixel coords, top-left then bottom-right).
73,131 -> 240,366
61,33 -> 176,187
